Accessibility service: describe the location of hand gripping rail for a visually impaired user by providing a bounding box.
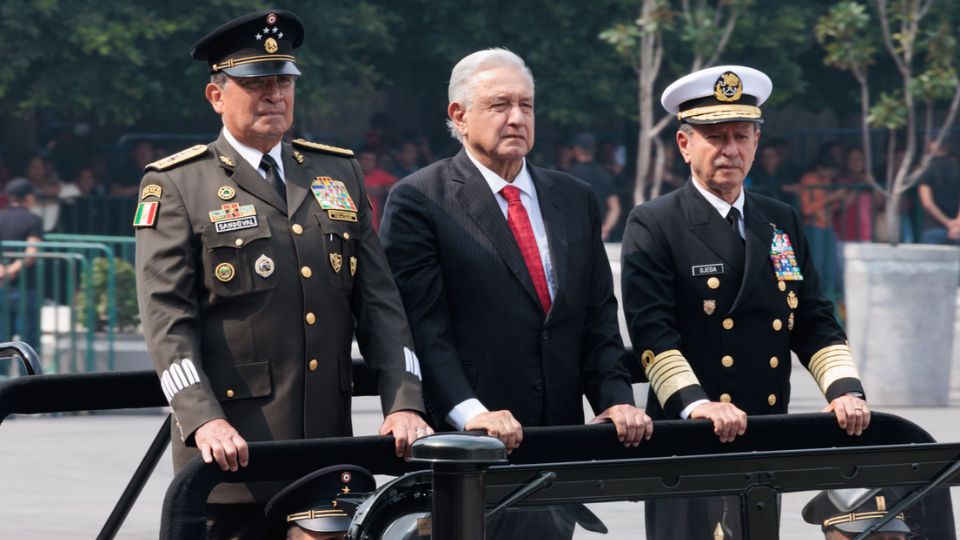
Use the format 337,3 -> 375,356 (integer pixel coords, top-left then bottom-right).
161,413 -> 958,540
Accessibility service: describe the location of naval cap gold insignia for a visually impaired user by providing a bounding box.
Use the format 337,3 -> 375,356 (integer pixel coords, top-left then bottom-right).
714,71 -> 743,103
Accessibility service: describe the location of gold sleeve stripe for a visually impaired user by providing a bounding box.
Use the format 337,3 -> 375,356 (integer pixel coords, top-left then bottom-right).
808,344 -> 860,395
646,349 -> 701,408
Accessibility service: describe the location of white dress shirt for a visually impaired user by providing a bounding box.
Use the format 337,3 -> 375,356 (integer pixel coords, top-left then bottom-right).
445,150 -> 557,430
222,128 -> 286,183
691,178 -> 745,239
680,178 -> 747,419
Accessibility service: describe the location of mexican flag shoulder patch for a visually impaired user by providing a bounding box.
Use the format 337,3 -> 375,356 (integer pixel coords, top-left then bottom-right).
133,201 -> 160,228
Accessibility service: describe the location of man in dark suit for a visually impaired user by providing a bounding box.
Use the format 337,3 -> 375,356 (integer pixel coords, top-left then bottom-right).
381,47 -> 650,453
135,11 -> 431,538
621,65 -> 870,539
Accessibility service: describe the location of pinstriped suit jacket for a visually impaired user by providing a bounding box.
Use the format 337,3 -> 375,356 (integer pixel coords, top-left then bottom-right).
381,149 -> 634,429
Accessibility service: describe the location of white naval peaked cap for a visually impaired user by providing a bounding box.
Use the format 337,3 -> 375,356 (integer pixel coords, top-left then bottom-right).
661,65 -> 772,125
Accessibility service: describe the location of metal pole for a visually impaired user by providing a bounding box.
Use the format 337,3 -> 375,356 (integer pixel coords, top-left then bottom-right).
410,433 -> 507,540
97,415 -> 172,540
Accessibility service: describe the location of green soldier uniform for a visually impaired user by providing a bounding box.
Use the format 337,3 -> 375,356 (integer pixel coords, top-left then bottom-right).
134,10 -> 425,508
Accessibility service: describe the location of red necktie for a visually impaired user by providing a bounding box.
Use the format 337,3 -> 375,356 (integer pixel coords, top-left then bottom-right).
500,185 -> 551,314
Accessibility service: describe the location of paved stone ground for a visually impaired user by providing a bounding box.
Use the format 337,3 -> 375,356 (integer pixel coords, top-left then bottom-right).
1,362 -> 958,539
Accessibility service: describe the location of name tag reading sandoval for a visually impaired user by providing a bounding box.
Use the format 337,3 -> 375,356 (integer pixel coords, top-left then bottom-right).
691,263 -> 724,276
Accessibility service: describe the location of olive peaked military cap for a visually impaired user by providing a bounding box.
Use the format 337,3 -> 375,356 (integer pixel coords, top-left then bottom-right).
265,465 -> 376,534
803,488 -> 912,534
661,65 -> 772,125
192,9 -> 304,77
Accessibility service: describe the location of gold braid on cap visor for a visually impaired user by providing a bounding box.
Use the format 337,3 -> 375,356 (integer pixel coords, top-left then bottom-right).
211,54 -> 296,72
677,104 -> 762,122
286,508 -> 349,523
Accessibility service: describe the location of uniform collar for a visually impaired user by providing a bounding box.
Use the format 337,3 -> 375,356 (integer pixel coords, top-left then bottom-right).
464,148 -> 535,199
221,127 -> 285,179
691,177 -> 745,219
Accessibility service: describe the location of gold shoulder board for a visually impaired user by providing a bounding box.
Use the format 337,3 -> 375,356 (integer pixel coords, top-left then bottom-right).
145,144 -> 209,171
292,138 -> 355,157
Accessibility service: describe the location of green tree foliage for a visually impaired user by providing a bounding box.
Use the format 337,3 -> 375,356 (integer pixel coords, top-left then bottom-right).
379,0 -> 638,127
0,1 -> 394,125
76,257 -> 138,332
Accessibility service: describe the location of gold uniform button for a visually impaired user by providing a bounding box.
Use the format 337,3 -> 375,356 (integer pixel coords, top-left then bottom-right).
301,266 -> 312,278
343,232 -> 351,240
769,356 -> 780,368
308,359 -> 318,371
721,355 -> 734,368
772,318 -> 783,331
722,318 -> 734,330
226,389 -> 235,398
720,393 -> 732,403
292,224 -> 304,235
778,280 -> 786,292
305,312 -> 316,325
707,277 -> 720,289
768,394 -> 777,406
234,238 -> 244,247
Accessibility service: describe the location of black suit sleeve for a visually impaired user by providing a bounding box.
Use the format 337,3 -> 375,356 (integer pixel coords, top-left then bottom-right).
381,181 -> 478,425
579,186 -> 636,414
621,205 -> 710,418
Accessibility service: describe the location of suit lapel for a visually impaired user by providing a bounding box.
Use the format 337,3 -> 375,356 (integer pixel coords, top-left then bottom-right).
730,194 -> 776,312
683,181 -> 745,276
531,167 -> 566,318
451,150 -> 542,310
210,134 -> 287,215
281,145 -> 310,216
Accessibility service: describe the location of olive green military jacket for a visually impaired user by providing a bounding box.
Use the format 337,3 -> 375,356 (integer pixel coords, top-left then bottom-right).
135,132 -> 424,503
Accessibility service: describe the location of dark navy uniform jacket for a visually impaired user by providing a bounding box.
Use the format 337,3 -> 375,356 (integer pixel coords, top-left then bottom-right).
621,180 -> 864,419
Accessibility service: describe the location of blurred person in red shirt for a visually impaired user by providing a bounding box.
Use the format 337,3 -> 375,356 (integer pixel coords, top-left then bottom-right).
358,148 -> 397,232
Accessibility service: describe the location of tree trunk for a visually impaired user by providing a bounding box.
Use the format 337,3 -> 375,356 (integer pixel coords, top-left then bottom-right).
885,188 -> 902,245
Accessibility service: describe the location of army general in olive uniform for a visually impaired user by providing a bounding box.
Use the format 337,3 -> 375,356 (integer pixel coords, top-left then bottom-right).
621,66 -> 870,539
134,10 -> 431,538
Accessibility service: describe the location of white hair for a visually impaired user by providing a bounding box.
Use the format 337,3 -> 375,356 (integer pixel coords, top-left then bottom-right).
446,48 -> 535,141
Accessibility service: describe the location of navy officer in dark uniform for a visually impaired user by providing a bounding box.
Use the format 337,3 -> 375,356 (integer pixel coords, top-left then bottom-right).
621,65 -> 870,539
135,10 -> 431,539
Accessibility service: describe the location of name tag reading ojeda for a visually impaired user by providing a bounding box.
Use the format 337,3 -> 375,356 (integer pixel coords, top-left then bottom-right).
691,263 -> 724,276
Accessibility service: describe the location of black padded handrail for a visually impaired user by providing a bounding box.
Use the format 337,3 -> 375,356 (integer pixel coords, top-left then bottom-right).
0,360 -> 382,424
160,412 -> 948,539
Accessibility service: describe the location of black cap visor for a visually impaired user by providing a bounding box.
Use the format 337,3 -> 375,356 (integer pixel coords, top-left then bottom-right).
221,59 -> 301,78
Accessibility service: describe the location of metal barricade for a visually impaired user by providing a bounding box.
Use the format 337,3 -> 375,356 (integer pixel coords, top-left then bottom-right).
57,196 -> 138,237
0,236 -> 121,371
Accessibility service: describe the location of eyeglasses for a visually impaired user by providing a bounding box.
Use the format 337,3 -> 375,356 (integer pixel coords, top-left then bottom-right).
228,75 -> 296,92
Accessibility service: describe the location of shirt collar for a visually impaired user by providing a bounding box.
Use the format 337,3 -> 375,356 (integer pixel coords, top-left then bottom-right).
464,148 -> 535,199
691,177 -> 745,219
222,128 -> 285,179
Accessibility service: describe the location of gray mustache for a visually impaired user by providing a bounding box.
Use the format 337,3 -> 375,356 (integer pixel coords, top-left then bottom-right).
714,159 -> 743,168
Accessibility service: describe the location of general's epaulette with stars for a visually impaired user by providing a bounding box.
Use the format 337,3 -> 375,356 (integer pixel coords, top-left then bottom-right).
145,144 -> 209,171
292,138 -> 354,158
